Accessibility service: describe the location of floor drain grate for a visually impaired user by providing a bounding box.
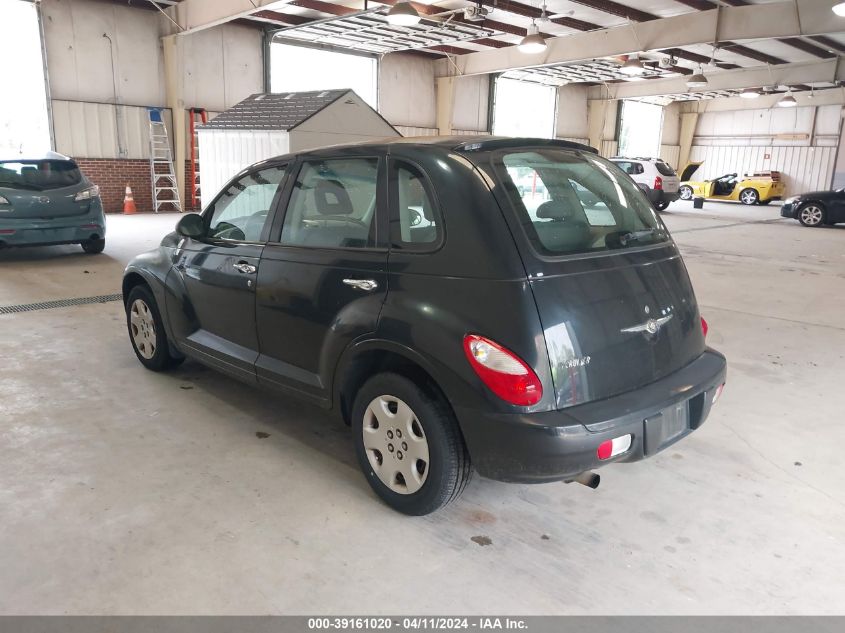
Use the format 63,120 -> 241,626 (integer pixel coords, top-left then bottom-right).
0,293 -> 123,315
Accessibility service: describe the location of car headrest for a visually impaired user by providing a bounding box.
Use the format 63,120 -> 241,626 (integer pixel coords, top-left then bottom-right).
315,179 -> 353,215
536,201 -> 570,220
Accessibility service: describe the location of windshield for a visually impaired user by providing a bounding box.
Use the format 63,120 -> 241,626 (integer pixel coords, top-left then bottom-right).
0,160 -> 83,191
496,149 -> 669,257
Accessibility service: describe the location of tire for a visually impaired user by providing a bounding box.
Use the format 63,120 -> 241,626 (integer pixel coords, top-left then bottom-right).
81,238 -> 105,254
798,202 -> 826,227
757,200 -> 772,206
351,372 -> 471,515
654,200 -> 669,212
739,188 -> 759,205
679,185 -> 693,201
125,284 -> 184,371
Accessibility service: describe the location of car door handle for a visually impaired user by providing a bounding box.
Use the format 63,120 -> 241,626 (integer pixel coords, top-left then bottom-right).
233,262 -> 256,274
343,278 -> 378,291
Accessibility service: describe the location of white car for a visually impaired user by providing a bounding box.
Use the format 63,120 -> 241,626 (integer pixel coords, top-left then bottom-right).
610,157 -> 680,211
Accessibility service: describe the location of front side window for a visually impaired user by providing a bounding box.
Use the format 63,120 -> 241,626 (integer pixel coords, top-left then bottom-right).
390,162 -> 440,250
0,160 -> 82,191
281,158 -> 379,249
207,165 -> 287,241
497,150 -> 668,256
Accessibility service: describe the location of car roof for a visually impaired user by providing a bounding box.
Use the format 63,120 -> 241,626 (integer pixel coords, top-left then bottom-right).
0,151 -> 73,162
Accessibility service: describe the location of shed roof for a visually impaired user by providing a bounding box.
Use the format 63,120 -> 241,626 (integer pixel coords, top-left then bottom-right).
198,90 -> 359,131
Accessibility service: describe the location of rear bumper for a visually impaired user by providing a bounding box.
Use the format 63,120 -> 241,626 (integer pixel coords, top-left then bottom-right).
0,202 -> 106,247
648,189 -> 680,204
455,349 -> 727,483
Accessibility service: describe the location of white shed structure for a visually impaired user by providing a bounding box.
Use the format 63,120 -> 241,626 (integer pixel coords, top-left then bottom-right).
197,89 -> 399,209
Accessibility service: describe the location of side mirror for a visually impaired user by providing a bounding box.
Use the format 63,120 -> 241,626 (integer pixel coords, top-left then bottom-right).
175,213 -> 205,239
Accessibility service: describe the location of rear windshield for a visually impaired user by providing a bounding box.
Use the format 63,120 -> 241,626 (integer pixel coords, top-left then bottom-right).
0,160 -> 83,191
496,149 -> 669,257
655,161 -> 676,177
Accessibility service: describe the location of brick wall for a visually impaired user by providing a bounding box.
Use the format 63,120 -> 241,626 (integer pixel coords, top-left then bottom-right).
74,158 -> 191,214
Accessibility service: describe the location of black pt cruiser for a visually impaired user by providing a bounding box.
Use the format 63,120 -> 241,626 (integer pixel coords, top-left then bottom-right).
123,137 -> 727,515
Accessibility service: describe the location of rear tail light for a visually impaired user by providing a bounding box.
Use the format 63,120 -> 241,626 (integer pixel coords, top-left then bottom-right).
0,229 -> 15,235
463,334 -> 543,406
654,176 -> 663,190
74,185 -> 100,202
701,316 -> 708,338
597,435 -> 632,460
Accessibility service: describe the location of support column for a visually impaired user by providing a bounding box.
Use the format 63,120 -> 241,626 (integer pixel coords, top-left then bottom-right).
436,76 -> 456,136
163,35 -> 186,208
678,112 -> 699,171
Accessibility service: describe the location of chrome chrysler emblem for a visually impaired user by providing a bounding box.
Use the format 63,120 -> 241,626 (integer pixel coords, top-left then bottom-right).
621,314 -> 673,335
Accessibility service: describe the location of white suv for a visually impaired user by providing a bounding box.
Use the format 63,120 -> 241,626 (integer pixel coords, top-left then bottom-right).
610,157 -> 680,211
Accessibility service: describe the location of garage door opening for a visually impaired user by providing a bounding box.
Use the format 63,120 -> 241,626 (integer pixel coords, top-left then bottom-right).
617,100 -> 663,158
271,43 -> 378,109
0,0 -> 51,156
492,77 -> 556,139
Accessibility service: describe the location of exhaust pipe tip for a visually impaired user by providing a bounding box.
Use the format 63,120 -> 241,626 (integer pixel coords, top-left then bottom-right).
567,471 -> 600,489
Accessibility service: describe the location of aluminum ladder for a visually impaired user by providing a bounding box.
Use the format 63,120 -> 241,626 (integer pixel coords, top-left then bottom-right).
147,108 -> 182,213
188,108 -> 208,210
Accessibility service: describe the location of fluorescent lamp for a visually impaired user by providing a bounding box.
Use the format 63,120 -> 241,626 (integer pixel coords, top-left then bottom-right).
620,55 -> 646,76
739,88 -> 760,99
518,23 -> 547,54
833,2 -> 845,17
386,2 -> 421,26
778,90 -> 798,107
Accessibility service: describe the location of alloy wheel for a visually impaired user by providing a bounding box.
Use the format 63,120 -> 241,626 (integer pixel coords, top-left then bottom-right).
362,395 -> 430,494
741,189 -> 758,205
129,299 -> 157,359
800,205 -> 824,226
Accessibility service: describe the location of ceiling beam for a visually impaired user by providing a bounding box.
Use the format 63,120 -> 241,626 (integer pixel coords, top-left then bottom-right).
588,59 -> 845,100
170,0 -> 297,34
435,1 -> 845,78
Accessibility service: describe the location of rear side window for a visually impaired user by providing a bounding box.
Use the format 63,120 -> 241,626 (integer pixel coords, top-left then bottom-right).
390,161 -> 441,251
281,158 -> 379,249
0,160 -> 82,191
497,150 -> 668,257
655,161 -> 676,176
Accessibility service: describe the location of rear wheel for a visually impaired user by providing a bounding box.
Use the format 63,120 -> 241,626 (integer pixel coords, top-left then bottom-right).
126,284 -> 183,371
351,372 -> 471,515
654,200 -> 670,211
679,185 -> 693,201
81,238 -> 105,254
739,188 -> 759,205
798,203 -> 826,227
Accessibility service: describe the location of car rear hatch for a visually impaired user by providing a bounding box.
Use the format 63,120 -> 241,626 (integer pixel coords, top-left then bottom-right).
0,159 -> 92,220
655,161 -> 679,192
478,144 -> 705,409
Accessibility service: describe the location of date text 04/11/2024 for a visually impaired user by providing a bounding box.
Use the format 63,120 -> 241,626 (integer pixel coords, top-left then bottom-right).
307,617 -> 528,630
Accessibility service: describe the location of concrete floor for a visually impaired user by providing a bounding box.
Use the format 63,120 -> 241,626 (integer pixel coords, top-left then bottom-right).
1,201 -> 843,615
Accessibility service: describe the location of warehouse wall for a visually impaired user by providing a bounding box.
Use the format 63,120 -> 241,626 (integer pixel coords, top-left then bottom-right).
379,53 -> 437,134
41,0 -> 263,212
555,85 -> 589,142
687,103 -> 842,195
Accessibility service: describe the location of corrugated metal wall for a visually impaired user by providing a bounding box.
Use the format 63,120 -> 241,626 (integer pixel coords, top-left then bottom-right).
395,126 -> 439,137
52,100 -> 173,159
688,145 -> 837,195
660,145 -> 681,169
600,140 -> 618,158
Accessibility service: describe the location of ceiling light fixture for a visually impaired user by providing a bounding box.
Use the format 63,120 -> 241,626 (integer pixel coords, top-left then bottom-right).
739,87 -> 760,99
833,2 -> 845,17
778,88 -> 798,108
687,66 -> 708,89
518,22 -> 547,54
386,2 -> 421,26
620,55 -> 646,76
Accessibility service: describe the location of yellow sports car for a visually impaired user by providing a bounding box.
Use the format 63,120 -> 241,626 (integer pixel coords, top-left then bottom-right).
678,163 -> 785,205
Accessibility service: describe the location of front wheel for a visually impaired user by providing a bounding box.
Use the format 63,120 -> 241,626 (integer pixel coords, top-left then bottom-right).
739,188 -> 759,205
351,373 -> 471,515
679,185 -> 693,201
798,203 -> 826,227
126,284 -> 184,371
81,238 -> 105,254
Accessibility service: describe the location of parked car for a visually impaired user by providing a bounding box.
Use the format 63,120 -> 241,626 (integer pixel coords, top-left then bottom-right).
0,152 -> 105,253
610,157 -> 680,211
122,137 -> 727,515
679,163 -> 785,205
780,189 -> 845,227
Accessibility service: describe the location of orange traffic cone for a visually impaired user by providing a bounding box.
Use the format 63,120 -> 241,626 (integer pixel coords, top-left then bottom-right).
123,184 -> 137,215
